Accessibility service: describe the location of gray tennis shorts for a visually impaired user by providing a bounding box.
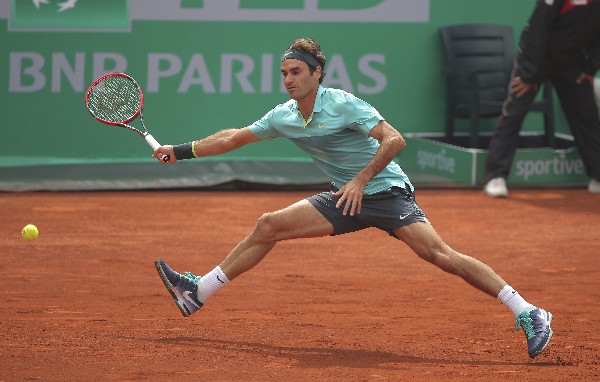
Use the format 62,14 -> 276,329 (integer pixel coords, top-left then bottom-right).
307,183 -> 427,239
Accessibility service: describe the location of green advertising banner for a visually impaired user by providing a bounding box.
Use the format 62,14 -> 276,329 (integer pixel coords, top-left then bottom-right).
10,0 -> 129,31
398,137 -> 482,185
399,137 -> 587,186
509,147 -> 587,185
2,0 -> 573,191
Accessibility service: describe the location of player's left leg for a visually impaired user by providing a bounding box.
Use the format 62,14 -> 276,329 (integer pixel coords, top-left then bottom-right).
393,220 -> 505,296
392,221 -> 553,358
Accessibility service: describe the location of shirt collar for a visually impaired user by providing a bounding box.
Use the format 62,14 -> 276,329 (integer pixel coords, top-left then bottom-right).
313,85 -> 325,113
292,85 -> 325,114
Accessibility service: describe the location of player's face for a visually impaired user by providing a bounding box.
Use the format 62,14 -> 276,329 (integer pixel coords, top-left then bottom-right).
281,59 -> 321,101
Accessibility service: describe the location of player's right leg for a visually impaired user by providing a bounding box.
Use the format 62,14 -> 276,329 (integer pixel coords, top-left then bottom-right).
155,199 -> 334,317
218,199 -> 334,280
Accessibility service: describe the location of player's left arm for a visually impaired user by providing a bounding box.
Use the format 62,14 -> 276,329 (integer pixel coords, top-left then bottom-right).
333,120 -> 406,216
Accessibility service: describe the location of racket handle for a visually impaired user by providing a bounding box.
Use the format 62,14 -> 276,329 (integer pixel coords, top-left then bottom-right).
144,134 -> 170,163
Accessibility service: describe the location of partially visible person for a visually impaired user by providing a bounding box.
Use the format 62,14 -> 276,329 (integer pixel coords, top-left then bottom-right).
484,0 -> 600,197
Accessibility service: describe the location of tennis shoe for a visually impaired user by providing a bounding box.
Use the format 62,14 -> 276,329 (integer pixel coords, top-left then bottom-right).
155,258 -> 203,317
589,179 -> 600,194
515,307 -> 553,358
484,177 -> 508,198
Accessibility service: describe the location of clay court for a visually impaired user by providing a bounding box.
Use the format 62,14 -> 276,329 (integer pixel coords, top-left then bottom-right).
1,188 -> 599,381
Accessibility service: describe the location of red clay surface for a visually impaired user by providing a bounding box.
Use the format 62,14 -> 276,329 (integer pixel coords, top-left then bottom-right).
1,189 -> 599,381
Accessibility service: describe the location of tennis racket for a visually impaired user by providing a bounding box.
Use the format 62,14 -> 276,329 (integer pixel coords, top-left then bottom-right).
85,72 -> 169,162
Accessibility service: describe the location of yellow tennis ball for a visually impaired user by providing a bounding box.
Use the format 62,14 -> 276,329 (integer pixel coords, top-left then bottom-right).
22,224 -> 39,241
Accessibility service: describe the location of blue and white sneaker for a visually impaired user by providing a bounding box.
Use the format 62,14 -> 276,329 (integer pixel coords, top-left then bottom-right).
515,307 -> 553,358
155,258 -> 204,317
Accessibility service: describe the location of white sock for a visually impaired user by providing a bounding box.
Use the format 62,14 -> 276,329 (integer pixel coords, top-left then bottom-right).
197,266 -> 229,302
497,285 -> 535,316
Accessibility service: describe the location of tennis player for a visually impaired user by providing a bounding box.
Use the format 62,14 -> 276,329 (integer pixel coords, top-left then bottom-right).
152,38 -> 553,359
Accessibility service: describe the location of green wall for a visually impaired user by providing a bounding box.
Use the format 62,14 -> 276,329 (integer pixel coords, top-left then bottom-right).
1,0 -> 561,169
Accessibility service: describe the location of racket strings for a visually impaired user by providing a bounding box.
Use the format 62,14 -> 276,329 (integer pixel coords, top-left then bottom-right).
88,76 -> 141,123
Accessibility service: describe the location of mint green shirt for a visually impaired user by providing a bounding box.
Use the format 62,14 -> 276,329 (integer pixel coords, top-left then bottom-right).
249,86 -> 413,195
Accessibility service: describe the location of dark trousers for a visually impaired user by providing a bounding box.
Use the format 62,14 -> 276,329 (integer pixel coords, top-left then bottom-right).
484,63 -> 600,183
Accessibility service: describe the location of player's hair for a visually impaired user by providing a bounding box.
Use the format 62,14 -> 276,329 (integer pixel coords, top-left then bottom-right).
287,38 -> 327,84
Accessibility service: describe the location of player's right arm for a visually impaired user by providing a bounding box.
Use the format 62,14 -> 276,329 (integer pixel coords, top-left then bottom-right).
153,127 -> 261,163
192,127 -> 261,157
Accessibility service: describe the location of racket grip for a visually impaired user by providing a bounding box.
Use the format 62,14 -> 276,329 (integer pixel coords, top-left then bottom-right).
144,134 -> 170,163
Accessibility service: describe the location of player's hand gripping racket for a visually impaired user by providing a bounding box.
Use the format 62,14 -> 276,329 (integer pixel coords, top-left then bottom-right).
85,72 -> 169,162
